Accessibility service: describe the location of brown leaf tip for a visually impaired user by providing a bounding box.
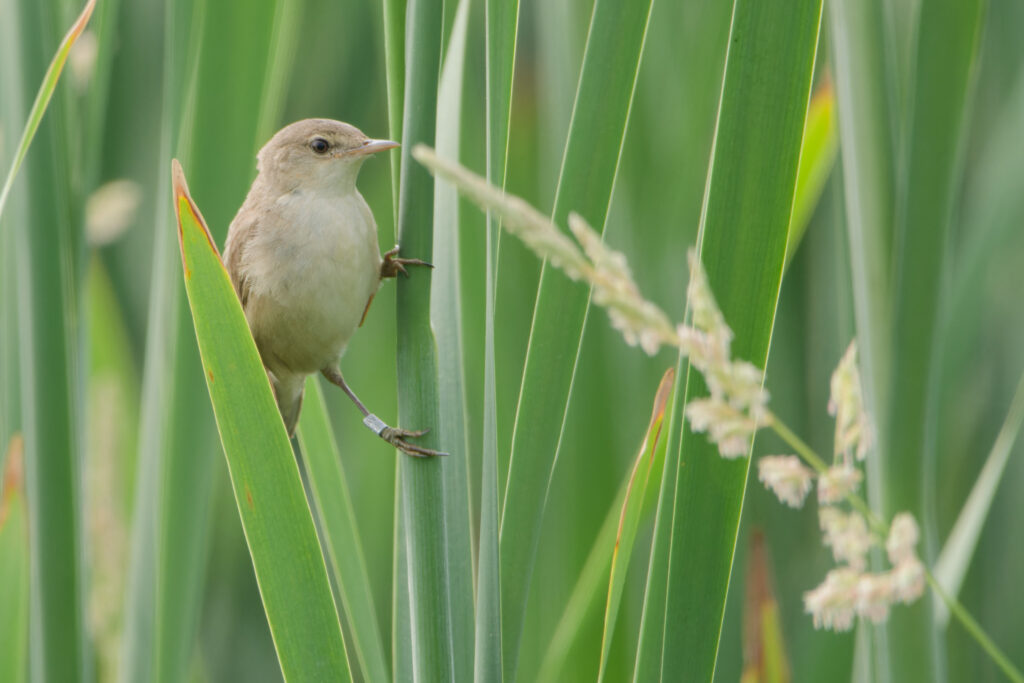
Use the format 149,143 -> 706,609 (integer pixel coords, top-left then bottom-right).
170,158 -> 223,259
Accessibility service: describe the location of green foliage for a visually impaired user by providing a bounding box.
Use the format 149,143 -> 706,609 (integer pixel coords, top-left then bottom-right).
4,0 -> 1023,681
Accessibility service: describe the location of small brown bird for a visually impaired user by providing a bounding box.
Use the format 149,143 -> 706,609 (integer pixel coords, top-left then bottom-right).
223,118 -> 442,457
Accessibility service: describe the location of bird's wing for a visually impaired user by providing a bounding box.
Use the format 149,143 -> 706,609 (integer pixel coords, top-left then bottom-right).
224,216 -> 256,309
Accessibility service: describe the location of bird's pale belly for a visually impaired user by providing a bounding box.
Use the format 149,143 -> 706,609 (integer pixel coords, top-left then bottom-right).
246,196 -> 380,375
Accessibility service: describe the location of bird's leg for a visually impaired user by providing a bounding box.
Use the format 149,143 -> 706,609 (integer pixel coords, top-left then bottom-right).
320,366 -> 447,458
381,244 -> 433,279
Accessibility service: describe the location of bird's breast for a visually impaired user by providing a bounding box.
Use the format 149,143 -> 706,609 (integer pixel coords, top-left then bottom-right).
245,190 -> 381,371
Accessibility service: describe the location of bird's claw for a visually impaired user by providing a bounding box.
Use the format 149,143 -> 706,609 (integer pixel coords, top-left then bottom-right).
380,426 -> 448,458
382,245 -> 433,279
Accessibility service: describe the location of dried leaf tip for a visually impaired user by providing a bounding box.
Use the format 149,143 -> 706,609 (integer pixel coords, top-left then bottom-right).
171,158 -> 189,200
170,159 -> 221,258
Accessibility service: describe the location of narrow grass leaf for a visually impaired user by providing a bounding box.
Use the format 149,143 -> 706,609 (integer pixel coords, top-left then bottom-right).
646,2 -> 822,680
431,2 -> 476,681
296,378 -> 390,683
120,2 -> 208,676
885,1 -> 983,678
828,0 -> 897,464
933,370 -> 1024,626
0,436 -> 28,683
172,161 -> 352,682
382,0 -> 407,214
499,0 -> 654,675
0,0 -> 95,220
479,0 -> 522,678
786,82 -> 838,267
393,0 -> 456,679
597,367 -> 675,681
7,1 -> 97,678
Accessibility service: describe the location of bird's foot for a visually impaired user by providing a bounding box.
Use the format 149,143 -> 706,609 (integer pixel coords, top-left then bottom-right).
363,414 -> 448,458
381,245 -> 433,279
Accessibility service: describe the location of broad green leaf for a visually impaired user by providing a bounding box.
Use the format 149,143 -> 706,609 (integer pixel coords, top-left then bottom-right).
0,436 -> 28,683
296,378 -> 390,683
172,160 -> 352,683
0,0 -> 95,220
392,0 -> 457,679
885,1 -> 983,678
636,2 -> 822,681
934,371 -> 1024,626
499,0 -> 654,676
740,532 -> 791,683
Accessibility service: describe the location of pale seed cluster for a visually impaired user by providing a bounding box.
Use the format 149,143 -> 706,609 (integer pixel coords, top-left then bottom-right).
758,341 -> 925,631
679,249 -> 770,458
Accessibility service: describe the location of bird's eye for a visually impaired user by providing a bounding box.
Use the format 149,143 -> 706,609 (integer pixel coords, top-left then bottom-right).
310,137 -> 330,154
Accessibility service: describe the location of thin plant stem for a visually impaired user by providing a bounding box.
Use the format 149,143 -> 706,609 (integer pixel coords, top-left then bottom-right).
925,570 -> 1024,683
768,413 -> 1024,682
767,413 -> 886,534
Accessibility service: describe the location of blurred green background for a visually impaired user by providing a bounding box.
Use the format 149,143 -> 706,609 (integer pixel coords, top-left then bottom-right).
2,0 -> 1023,680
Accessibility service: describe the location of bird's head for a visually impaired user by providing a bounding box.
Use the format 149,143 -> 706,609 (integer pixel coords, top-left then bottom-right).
256,118 -> 398,193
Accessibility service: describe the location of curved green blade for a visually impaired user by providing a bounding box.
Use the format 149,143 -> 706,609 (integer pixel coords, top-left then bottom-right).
172,160 -> 352,683
0,0 -> 95,221
597,367 -> 675,682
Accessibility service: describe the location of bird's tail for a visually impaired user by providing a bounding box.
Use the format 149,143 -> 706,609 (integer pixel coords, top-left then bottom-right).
270,371 -> 305,437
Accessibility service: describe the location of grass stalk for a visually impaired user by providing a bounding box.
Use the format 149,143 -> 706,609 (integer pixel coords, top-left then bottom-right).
393,0 -> 456,679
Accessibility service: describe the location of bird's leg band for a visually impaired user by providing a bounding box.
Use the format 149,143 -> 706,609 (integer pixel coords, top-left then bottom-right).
363,413 -> 388,436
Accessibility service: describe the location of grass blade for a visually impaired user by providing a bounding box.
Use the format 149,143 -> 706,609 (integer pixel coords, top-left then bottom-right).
499,1 -> 653,675
0,436 -> 28,683
382,0 -> 406,214
478,0 -> 521,678
827,0 -> 899,671
648,2 -> 822,680
933,371 -> 1024,626
393,0 -> 457,678
0,0 -> 95,220
172,160 -> 352,682
597,368 -> 675,681
296,378 -> 390,683
6,2 -> 98,678
431,2 -> 476,681
885,1 -> 983,678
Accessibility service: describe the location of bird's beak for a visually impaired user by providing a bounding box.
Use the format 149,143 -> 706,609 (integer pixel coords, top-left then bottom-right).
349,139 -> 400,157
